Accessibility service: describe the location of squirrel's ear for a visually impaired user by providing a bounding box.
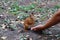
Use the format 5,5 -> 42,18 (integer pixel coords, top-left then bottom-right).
31,12 -> 34,15
29,12 -> 34,17
30,12 -> 34,16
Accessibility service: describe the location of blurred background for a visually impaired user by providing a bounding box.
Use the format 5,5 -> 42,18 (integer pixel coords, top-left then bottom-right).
0,0 -> 60,40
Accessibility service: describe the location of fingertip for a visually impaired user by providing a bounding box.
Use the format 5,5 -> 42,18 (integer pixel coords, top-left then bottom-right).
31,28 -> 33,30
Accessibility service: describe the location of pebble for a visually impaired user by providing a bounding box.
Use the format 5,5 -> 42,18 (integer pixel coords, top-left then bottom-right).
1,36 -> 7,40
8,7 -> 11,9
43,37 -> 47,40
55,35 -> 59,37
29,38 -> 33,40
17,16 -> 20,19
26,35 -> 29,37
52,26 -> 55,28
0,15 -> 5,19
0,15 -> 4,17
38,36 -> 41,38
48,31 -> 52,34
1,24 -> 6,29
18,29 -> 24,33
52,39 -> 54,40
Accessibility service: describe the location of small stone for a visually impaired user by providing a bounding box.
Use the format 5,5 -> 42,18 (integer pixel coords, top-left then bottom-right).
18,29 -> 24,33
1,36 -> 7,40
38,36 -> 41,38
26,35 -> 29,37
1,24 -> 6,29
11,21 -> 15,23
20,21 -> 24,24
52,39 -> 54,40
48,31 -> 52,34
29,38 -> 33,40
17,16 -> 20,19
0,15 -> 5,19
52,26 -> 55,27
6,11 -> 8,13
43,37 -> 47,40
24,37 -> 27,40
0,15 -> 3,17
8,7 -> 11,9
55,35 -> 59,37
4,3 -> 8,6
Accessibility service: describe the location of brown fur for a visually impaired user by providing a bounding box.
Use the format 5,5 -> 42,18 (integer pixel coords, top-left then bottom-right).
24,13 -> 35,31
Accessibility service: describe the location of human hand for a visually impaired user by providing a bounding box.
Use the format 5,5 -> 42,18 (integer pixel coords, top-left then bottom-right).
31,25 -> 44,31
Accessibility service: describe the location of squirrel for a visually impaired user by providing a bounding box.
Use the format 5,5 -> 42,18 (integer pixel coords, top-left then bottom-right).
24,13 -> 36,31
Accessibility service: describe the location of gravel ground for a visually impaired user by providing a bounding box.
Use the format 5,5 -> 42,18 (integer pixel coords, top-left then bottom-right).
0,0 -> 60,40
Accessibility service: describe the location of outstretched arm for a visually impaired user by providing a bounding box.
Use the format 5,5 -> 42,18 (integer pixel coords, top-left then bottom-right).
31,10 -> 60,31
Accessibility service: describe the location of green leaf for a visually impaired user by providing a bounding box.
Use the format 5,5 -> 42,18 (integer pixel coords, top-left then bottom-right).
19,6 -> 25,11
35,8 -> 44,12
11,5 -> 20,11
29,3 -> 36,9
54,4 -> 60,9
4,19 -> 11,23
40,13 -> 48,21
